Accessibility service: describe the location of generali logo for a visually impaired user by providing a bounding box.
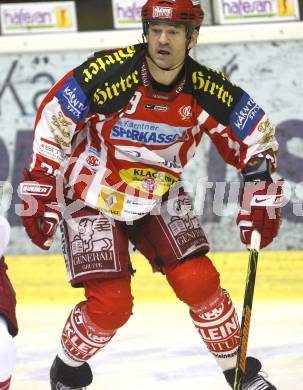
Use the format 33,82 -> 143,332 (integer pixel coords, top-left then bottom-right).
153,6 -> 173,18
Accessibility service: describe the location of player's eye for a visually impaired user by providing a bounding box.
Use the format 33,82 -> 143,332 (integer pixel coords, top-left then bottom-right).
151,27 -> 162,34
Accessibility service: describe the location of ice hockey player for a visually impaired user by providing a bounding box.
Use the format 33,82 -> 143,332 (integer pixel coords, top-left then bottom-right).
19,0 -> 282,388
0,216 -> 18,390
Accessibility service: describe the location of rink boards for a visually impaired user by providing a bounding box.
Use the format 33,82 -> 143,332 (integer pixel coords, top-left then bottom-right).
5,251 -> 303,304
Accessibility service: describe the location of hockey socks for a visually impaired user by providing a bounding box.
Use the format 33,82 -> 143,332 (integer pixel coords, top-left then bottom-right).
0,316 -> 15,388
190,289 -> 240,371
59,303 -> 116,365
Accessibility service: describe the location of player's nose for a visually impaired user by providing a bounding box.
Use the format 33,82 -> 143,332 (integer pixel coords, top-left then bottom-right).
158,31 -> 169,45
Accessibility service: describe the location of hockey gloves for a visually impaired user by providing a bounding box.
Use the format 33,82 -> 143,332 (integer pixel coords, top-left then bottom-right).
19,169 -> 61,250
237,179 -> 283,249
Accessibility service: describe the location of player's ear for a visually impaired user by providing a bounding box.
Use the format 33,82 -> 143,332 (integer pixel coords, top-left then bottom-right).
188,29 -> 199,50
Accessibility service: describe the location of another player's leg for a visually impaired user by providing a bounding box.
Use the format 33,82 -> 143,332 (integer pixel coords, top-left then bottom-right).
50,276 -> 133,390
0,257 -> 18,390
165,256 -> 277,389
0,316 -> 16,390
0,218 -> 18,390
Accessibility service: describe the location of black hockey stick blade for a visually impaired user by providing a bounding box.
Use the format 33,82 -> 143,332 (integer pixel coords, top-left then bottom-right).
233,230 -> 261,390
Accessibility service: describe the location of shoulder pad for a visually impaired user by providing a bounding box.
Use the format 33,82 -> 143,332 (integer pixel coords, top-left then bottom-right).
187,58 -> 243,125
73,44 -> 144,115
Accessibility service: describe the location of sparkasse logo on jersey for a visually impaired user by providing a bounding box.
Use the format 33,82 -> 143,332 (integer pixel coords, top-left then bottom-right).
153,6 -> 173,18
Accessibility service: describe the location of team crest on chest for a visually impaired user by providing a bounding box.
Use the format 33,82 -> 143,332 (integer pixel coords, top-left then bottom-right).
179,105 -> 192,121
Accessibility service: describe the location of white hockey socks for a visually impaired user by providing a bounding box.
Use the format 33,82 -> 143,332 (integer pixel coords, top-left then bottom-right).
0,316 -> 16,385
190,289 -> 239,371
58,303 -> 116,367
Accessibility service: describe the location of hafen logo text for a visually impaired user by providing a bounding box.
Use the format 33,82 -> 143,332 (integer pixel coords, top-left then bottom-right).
1,4 -> 75,33
3,9 -> 52,27
221,0 -> 274,17
115,1 -> 142,21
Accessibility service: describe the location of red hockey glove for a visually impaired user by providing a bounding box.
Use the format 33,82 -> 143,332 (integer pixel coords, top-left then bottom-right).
236,179 -> 283,249
19,169 -> 61,250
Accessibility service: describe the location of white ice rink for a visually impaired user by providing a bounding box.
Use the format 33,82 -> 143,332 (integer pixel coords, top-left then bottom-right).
12,301 -> 303,390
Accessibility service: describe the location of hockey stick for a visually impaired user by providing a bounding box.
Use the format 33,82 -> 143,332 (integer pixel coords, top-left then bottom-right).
233,229 -> 261,390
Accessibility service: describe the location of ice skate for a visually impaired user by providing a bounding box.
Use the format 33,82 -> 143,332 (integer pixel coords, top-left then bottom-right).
50,355 -> 93,390
224,356 -> 277,389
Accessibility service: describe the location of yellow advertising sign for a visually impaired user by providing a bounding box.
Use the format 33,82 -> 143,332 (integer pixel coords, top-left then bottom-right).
56,7 -> 73,28
278,0 -> 296,16
0,1 -> 77,35
213,0 -> 300,24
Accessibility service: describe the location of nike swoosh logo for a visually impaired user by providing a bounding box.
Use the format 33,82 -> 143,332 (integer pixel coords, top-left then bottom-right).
254,197 -> 271,203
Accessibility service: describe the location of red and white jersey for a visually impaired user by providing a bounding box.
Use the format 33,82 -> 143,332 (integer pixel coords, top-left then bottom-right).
0,216 -> 10,258
30,44 -> 278,221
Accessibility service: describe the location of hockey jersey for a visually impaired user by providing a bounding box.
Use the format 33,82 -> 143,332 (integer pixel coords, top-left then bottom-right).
30,43 -> 278,221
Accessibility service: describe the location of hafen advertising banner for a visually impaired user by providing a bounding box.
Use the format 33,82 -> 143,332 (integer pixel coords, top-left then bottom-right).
112,0 -> 146,29
0,1 -> 77,35
112,0 -> 213,29
213,0 -> 300,24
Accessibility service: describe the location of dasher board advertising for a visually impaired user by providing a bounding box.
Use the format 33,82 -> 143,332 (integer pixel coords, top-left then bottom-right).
112,0 -> 146,29
0,1 -> 77,35
214,0 -> 300,24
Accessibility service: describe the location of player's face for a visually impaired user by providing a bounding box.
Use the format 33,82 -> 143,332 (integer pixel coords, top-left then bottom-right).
147,22 -> 189,69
